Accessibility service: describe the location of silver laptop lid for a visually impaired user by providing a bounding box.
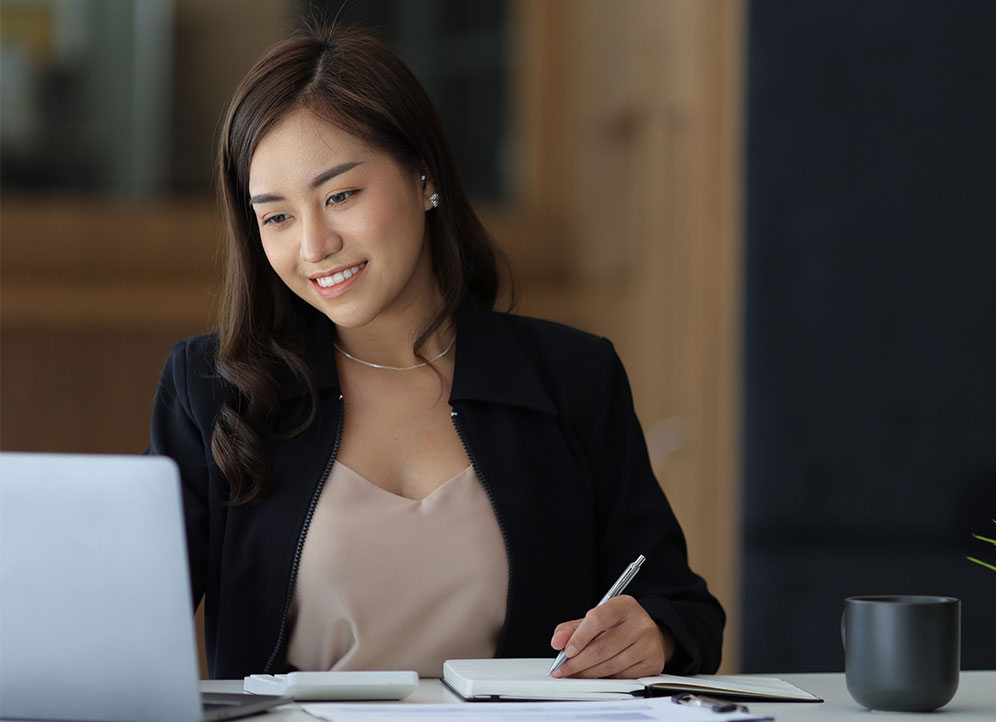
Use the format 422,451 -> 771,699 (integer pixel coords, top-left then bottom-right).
1,452 -> 203,722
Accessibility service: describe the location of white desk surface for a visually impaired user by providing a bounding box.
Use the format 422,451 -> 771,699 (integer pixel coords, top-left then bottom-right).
203,670 -> 995,720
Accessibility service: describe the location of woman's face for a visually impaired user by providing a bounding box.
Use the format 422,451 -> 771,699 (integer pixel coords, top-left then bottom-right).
248,107 -> 438,332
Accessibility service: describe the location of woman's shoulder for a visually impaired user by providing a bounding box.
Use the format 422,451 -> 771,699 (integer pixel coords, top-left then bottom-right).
482,309 -> 625,407
494,309 -> 614,364
470,309 -> 638,435
158,332 -> 227,404
163,332 -> 220,373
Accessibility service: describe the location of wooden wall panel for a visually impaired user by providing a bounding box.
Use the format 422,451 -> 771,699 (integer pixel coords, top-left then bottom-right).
504,0 -> 745,671
0,198 -> 222,454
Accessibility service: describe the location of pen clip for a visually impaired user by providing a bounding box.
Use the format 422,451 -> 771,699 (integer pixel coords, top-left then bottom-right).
672,693 -> 750,714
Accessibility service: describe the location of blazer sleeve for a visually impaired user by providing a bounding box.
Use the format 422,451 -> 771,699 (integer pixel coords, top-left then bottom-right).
148,338 -> 213,609
582,338 -> 726,674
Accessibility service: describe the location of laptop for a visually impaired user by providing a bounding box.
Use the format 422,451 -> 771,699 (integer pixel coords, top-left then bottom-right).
0,452 -> 284,722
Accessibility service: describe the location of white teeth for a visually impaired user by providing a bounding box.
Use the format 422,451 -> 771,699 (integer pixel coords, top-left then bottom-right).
316,262 -> 365,287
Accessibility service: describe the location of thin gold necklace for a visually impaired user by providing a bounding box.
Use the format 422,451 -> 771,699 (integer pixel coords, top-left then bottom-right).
332,336 -> 456,371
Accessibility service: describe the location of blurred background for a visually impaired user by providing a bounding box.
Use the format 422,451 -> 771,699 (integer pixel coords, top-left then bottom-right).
1,0 -> 993,674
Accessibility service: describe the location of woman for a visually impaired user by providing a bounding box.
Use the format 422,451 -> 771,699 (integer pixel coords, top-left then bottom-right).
150,25 -> 724,680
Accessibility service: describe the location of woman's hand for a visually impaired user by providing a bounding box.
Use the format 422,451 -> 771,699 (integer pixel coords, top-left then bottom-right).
549,595 -> 676,678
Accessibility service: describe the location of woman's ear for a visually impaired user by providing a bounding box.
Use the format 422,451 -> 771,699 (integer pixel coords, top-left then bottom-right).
419,170 -> 439,210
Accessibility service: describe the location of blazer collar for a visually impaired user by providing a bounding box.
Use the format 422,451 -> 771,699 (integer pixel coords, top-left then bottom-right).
295,296 -> 556,415
449,296 -> 557,415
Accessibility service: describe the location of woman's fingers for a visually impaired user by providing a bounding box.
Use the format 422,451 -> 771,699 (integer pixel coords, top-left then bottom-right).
549,595 -> 674,679
550,619 -> 582,652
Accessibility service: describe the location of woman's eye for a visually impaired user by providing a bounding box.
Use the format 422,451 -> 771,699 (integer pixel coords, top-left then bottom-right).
262,213 -> 290,227
327,190 -> 356,206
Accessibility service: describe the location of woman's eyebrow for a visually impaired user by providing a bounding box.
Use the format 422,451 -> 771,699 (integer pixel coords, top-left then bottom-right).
250,161 -> 363,205
308,161 -> 362,190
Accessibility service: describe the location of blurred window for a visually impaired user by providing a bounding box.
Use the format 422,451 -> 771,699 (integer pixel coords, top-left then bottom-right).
0,0 -> 171,196
0,0 -> 508,202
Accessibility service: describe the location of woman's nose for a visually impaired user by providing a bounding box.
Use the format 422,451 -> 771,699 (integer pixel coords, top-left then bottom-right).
299,213 -> 343,263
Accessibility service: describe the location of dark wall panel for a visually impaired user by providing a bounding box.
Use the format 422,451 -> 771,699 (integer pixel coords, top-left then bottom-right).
743,0 -> 996,672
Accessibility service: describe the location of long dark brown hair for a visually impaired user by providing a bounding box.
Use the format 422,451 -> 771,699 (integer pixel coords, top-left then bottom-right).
212,25 -> 511,503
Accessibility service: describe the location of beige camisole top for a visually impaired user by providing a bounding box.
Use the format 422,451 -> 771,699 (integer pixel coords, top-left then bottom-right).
286,461 -> 508,677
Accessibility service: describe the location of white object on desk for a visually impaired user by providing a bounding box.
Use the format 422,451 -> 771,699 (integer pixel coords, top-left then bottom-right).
443,658 -> 820,702
205,671 -> 996,721
243,670 -> 418,700
303,697 -> 769,722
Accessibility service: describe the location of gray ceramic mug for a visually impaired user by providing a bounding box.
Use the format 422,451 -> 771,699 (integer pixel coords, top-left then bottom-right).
842,595 -> 960,712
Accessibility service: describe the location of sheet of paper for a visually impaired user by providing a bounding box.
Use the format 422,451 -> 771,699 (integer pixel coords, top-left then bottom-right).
302,697 -> 773,722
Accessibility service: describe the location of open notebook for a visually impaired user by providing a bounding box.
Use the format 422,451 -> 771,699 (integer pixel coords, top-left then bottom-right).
443,658 -> 822,702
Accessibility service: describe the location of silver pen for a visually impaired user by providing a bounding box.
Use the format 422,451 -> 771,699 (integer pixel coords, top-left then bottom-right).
673,693 -> 750,714
548,554 -> 646,676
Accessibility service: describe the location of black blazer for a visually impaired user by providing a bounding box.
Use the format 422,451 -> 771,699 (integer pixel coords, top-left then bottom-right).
149,297 -> 725,679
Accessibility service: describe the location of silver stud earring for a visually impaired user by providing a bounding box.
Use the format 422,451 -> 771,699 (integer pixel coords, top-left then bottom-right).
420,174 -> 426,182
428,192 -> 440,208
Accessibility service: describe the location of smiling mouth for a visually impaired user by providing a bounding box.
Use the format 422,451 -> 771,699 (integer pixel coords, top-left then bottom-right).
314,262 -> 366,288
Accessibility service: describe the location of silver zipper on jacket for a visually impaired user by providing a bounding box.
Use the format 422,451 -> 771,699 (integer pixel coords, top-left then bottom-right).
450,409 -> 514,652
263,393 -> 345,673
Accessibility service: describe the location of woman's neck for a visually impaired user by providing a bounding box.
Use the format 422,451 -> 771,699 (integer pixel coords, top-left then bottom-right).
333,308 -> 455,371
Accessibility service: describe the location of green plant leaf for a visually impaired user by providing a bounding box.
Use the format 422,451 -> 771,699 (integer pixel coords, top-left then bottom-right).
967,556 -> 996,572
973,534 -> 996,546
